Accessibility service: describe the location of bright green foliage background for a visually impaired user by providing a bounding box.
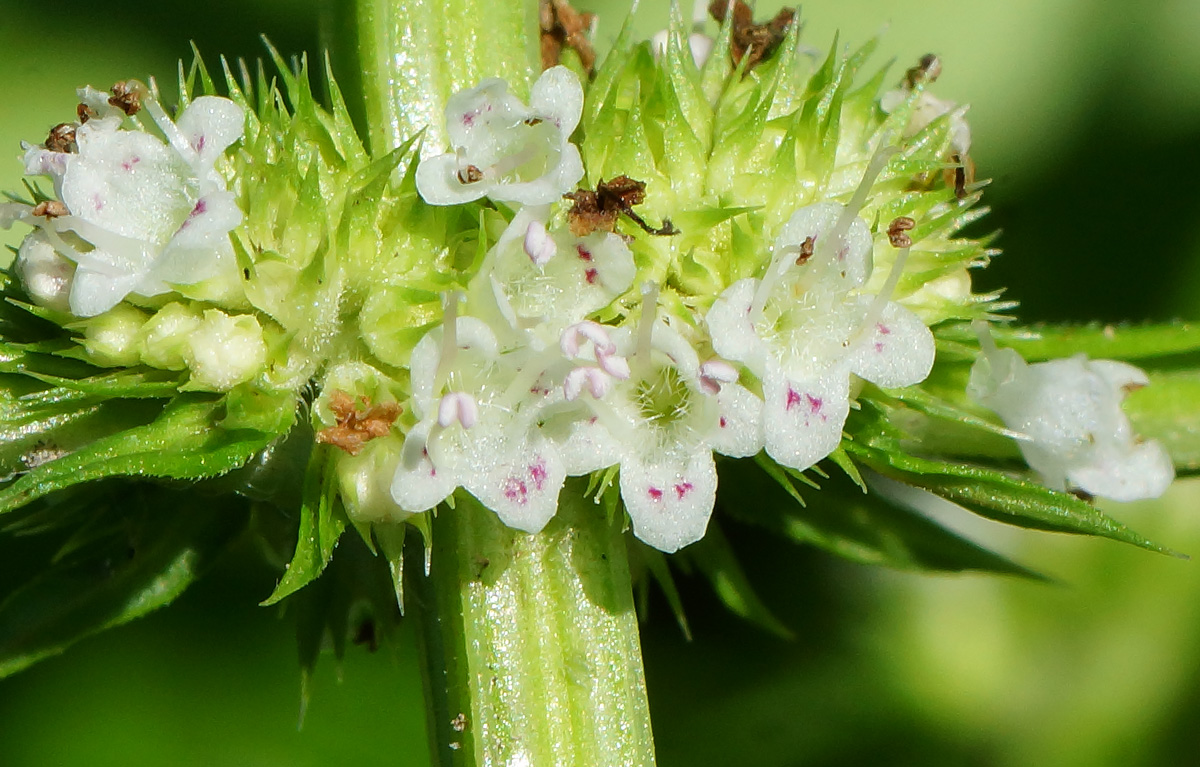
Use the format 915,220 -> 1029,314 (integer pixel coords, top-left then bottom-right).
2,1 -> 1200,765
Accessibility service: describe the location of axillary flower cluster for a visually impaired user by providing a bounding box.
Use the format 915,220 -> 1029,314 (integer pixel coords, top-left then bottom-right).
0,6 -> 1173,564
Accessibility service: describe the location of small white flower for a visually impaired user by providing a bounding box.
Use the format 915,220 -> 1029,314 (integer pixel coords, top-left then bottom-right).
880,89 -> 971,156
557,288 -> 764,552
969,326 -> 1174,502
14,231 -> 75,313
415,67 -> 585,206
391,311 -> 568,533
481,206 -> 635,333
7,92 -> 245,318
706,153 -> 936,472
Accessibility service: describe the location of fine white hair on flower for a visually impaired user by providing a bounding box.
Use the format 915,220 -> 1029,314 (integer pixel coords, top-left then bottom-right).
4,87 -> 246,318
706,158 -> 936,473
968,325 -> 1175,502
414,66 -> 585,206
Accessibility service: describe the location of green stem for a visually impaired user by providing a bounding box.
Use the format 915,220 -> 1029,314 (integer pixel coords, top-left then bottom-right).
413,485 -> 657,767
343,0 -> 539,153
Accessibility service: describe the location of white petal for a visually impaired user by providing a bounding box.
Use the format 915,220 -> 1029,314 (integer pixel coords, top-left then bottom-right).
775,202 -> 873,289
174,96 -> 245,170
762,366 -> 850,471
529,66 -> 584,136
846,300 -> 935,389
69,263 -> 140,317
1066,439 -> 1175,503
706,278 -> 769,376
464,434 -> 566,533
445,78 -> 526,151
1,202 -> 30,229
1087,359 -> 1149,395
415,153 -> 491,206
619,449 -> 717,553
391,423 -> 459,512
489,142 -> 584,206
552,408 -> 623,475
16,232 -> 75,312
710,382 -> 765,458
585,232 -> 636,293
23,146 -> 71,179
62,129 -> 195,246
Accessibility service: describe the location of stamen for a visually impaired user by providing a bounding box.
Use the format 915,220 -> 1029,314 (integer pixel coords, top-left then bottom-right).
437,392 -> 479,429
635,281 -> 659,374
523,220 -> 556,267
435,291 -> 464,389
564,366 -> 611,401
699,359 -> 739,395
853,216 -> 914,347
560,320 -> 617,359
596,349 -> 631,380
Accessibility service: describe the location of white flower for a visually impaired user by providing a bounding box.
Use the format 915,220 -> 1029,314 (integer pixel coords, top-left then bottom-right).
968,327 -> 1174,502
880,89 -> 971,156
481,205 -> 635,330
556,287 -> 764,552
391,308 -> 568,533
7,91 -> 245,317
706,153 -> 935,472
14,232 -> 75,313
415,66 -> 584,206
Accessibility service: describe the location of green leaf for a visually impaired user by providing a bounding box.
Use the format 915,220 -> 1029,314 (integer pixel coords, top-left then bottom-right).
0,396 -> 279,515
722,457 -> 1044,578
684,522 -> 794,639
938,321 -> 1200,362
261,445 -> 347,605
635,543 -> 691,640
0,488 -> 247,678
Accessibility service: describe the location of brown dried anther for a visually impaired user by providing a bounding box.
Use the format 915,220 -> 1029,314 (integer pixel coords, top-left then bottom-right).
904,54 -> 942,88
944,153 -> 976,200
76,102 -> 96,124
108,81 -> 142,116
31,201 -> 69,219
709,0 -> 796,70
315,391 -> 401,456
563,175 -> 680,238
794,236 -> 815,265
457,164 -> 484,184
540,0 -> 597,74
45,123 -> 77,153
886,216 -> 916,248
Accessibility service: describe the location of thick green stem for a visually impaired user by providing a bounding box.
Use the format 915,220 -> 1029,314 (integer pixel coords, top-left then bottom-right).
344,0 -> 539,153
413,485 -> 657,767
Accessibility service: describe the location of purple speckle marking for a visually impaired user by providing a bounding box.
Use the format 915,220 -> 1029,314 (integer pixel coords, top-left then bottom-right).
647,487 -> 664,501
92,193 -> 104,211
503,477 -> 529,505
877,323 -> 891,335
529,460 -> 548,490
462,113 -> 475,127
120,155 -> 141,172
576,245 -> 593,261
786,388 -> 802,411
584,267 -> 599,285
674,482 -> 693,499
805,394 -> 823,415
422,447 -> 437,477
195,134 -> 206,152
719,416 -> 728,428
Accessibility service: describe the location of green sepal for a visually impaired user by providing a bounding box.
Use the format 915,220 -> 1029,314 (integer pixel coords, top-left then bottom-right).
632,542 -> 691,640
262,444 -> 348,605
0,487 -> 248,678
682,522 -> 795,639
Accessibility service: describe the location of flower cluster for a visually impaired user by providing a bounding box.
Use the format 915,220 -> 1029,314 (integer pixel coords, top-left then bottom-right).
390,66 -> 938,552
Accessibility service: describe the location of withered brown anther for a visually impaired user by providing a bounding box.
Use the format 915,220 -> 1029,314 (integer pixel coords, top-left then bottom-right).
524,117 -> 544,126
315,391 -> 401,456
904,53 -> 942,88
886,216 -> 916,248
709,0 -> 796,70
77,102 -> 96,124
794,236 -> 815,265
108,81 -> 142,116
31,201 -> 69,219
564,175 -> 680,238
45,123 -> 77,153
457,165 -> 484,184
540,0 -> 597,74
944,153 -> 975,200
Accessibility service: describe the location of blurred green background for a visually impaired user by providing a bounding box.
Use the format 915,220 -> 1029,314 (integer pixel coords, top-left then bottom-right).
2,1 -> 1199,765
